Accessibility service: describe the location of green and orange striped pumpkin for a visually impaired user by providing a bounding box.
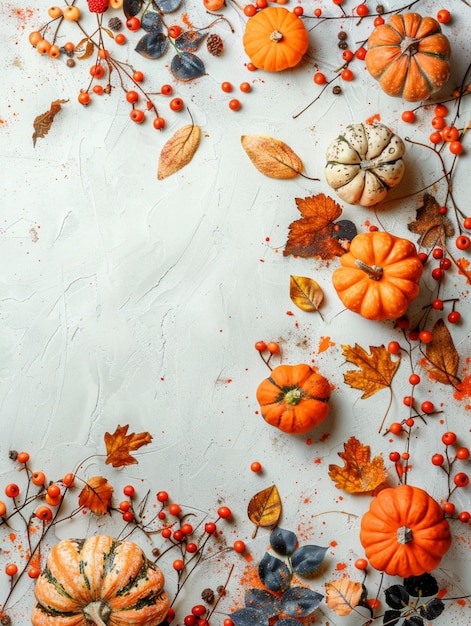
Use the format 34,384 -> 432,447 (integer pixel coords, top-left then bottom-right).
31,535 -> 169,626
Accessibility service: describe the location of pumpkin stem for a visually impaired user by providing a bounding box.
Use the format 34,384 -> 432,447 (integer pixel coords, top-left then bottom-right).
82,601 -> 112,626
284,388 -> 303,405
355,259 -> 383,281
397,525 -> 413,544
400,36 -> 420,57
270,30 -> 283,43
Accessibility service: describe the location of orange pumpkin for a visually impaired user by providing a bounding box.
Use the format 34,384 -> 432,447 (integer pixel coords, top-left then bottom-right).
365,13 -> 451,102
256,364 -> 330,434
243,7 -> 309,72
31,535 -> 169,626
360,485 -> 452,578
332,231 -> 423,321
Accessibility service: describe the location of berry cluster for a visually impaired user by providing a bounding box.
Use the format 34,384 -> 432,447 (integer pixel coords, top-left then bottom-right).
431,432 -> 471,521
254,340 -> 280,370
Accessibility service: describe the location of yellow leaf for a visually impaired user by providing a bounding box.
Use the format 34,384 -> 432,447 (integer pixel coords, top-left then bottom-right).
158,124 -> 201,180
104,424 -> 153,467
325,578 -> 364,616
328,436 -> 388,493
247,485 -> 282,535
76,40 -> 95,60
78,476 -> 114,515
424,319 -> 461,387
241,135 -> 303,179
290,275 -> 324,313
342,344 -> 400,399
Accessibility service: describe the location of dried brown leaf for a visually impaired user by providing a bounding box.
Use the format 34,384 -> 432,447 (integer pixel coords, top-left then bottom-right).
408,193 -> 455,248
104,424 -> 152,467
325,579 -> 364,616
32,99 -> 68,147
247,485 -> 282,533
78,476 -> 114,515
342,344 -> 400,399
284,194 -> 345,259
76,40 -> 95,60
241,135 -> 303,179
424,319 -> 461,387
158,124 -> 201,180
290,275 -> 324,313
328,436 -> 388,493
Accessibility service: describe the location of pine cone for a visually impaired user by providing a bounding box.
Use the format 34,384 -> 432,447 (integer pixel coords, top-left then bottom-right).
206,34 -> 223,56
201,588 -> 215,604
108,16 -> 123,31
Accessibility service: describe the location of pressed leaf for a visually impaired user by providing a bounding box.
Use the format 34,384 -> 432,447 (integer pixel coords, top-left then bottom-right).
277,620 -> 305,626
32,99 -> 68,147
385,585 -> 409,609
408,193 -> 454,248
123,0 -> 144,18
404,574 -> 439,598
325,579 -> 364,616
175,31 -> 205,52
419,598 -> 445,620
76,40 -> 95,60
342,344 -> 401,399
158,0 -> 183,12
135,32 -> 168,59
281,587 -> 323,617
270,527 -> 298,556
424,319 -> 460,387
284,194 -> 345,259
245,589 -> 280,618
382,609 -> 401,626
258,553 -> 292,593
141,10 -> 163,32
158,124 -> 201,180
290,545 -> 327,575
247,485 -> 282,531
290,275 -> 324,313
104,424 -> 152,467
78,476 -> 114,515
171,52 -> 205,81
328,436 -> 388,494
230,608 -> 266,626
241,135 -> 303,179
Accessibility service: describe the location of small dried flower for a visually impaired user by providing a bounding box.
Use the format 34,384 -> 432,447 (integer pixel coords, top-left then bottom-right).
332,85 -> 342,95
66,59 -> 76,67
216,585 -> 226,596
8,451 -> 18,461
108,17 -> 123,31
376,5 -> 385,14
201,588 -> 215,604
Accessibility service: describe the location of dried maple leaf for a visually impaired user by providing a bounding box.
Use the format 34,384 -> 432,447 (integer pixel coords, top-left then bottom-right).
78,475 -> 114,515
328,436 -> 388,493
104,424 -> 152,467
247,485 -> 282,538
241,135 -> 304,179
32,99 -> 68,147
325,578 -> 365,616
342,344 -> 400,399
408,193 -> 455,248
424,319 -> 461,388
284,194 -> 345,259
290,275 -> 324,314
158,124 -> 201,179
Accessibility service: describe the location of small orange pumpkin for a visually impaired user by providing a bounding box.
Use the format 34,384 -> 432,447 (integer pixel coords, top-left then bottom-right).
360,485 -> 452,578
332,231 -> 423,321
365,13 -> 451,102
243,7 -> 309,72
256,364 -> 330,434
31,535 -> 169,626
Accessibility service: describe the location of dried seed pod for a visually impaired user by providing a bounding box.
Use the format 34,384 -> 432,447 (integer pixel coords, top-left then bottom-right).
206,33 -> 224,56
201,588 -> 215,604
108,16 -> 123,31
66,58 -> 76,67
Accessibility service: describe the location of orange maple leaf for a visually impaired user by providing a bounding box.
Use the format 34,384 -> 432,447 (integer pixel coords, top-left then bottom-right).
284,194 -> 345,259
342,344 -> 400,399
78,475 -> 114,515
104,424 -> 153,467
328,436 -> 387,493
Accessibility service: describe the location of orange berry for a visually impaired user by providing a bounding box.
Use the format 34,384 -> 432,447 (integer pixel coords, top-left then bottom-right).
47,483 -> 61,498
5,564 -> 18,577
115,33 -> 126,45
31,471 -> 46,486
35,505 -> 53,522
28,567 -> 41,579
17,451 -> 30,464
130,109 -> 145,123
78,92 -> 91,105
0,501 -> 6,517
45,493 -> 62,507
36,39 -> 52,55
29,31 -> 42,46
63,5 -> 81,21
48,45 -> 61,58
63,41 -> 75,52
62,473 -> 75,487
48,6 -> 63,18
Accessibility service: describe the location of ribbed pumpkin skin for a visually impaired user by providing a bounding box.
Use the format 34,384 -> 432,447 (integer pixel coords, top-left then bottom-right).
332,232 -> 423,321
365,13 -> 451,102
243,7 -> 309,72
360,485 -> 452,578
256,364 -> 331,434
31,535 -> 169,626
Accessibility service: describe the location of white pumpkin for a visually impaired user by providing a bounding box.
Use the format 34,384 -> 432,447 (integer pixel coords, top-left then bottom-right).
324,123 -> 405,207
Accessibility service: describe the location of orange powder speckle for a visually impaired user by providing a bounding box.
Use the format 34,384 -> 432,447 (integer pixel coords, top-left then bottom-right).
318,336 -> 335,353
244,553 -> 253,563
330,540 -> 338,547
336,562 -> 347,571
454,374 -> 471,408
320,432 -> 331,443
458,599 -> 467,607
9,533 -> 16,542
314,457 -> 322,464
366,113 -> 381,125
306,438 -> 312,445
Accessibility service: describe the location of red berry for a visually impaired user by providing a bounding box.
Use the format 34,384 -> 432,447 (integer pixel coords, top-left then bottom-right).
169,97 -> 184,112
429,131 -> 442,145
431,267 -> 444,280
87,0 -> 110,12
240,82 -> 251,92
356,3 -> 368,15
5,484 -> 20,498
405,418 -> 415,428
233,540 -> 246,553
421,401 -> 434,414
250,461 -> 262,472
367,599 -> 380,610
342,49 -> 354,62
254,341 -> 266,351
313,72 -> 326,85
173,559 -> 184,571
401,452 -> 410,461
436,9 -> 451,24
17,451 -> 30,464
387,341 -> 401,354
409,373 -> 420,385
115,33 -> 126,45
173,530 -> 184,542
431,116 -> 446,130
418,252 -> 428,263
223,620 -> 234,626
313,8 -> 322,17
191,606 -> 206,617
442,431 -> 457,446
389,422 -> 402,435
450,141 -> 464,155
133,70 -> 144,82
456,447 -> 470,460
205,521 -> 217,534
459,511 -> 471,523
157,491 -> 169,503
454,472 -> 470,487
355,558 -> 368,570
229,99 -> 241,111
126,90 -> 139,104
432,453 -> 445,466
123,484 -> 135,496
456,235 -> 471,250
243,4 -> 256,16
186,542 -> 198,553
401,110 -> 415,123
293,6 -> 303,16
373,16 -> 384,26
162,528 -> 172,539
184,616 -> 196,626
442,126 -> 459,142
355,47 -> 367,60
35,505 -> 53,521
341,68 -> 354,81
448,311 -> 461,324
158,511 -> 166,520
180,523 -> 193,535
432,298 -> 444,310
168,25 -> 182,38
161,84 -> 173,96
217,506 -> 232,519
419,330 -> 433,344
396,317 -> 409,329
126,16 -> 141,31
434,104 -> 448,117
221,81 -> 233,93
153,117 -> 166,130
130,109 -> 145,123
403,396 -> 413,407
122,510 -> 134,522
443,501 -> 455,514
31,471 -> 46,486
5,564 -> 18,577
168,503 -> 181,516
409,330 -> 420,341
463,217 -> 471,230
389,451 -> 400,462
28,567 -> 41,579
440,257 -> 452,270
119,501 -> 131,512
266,341 -> 279,354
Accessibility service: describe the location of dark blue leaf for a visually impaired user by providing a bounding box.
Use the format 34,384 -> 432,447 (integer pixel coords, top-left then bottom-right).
154,0 -> 182,12
140,11 -> 163,33
333,219 -> 357,243
402,616 -> 423,626
385,585 -> 409,610
171,52 -> 205,81
135,32 -> 168,59
419,598 -> 445,620
270,528 -> 298,556
278,619 -> 303,626
123,0 -> 143,19
382,610 -> 401,626
281,586 -> 323,617
258,553 -> 292,593
404,574 -> 439,598
230,608 -> 267,626
245,588 -> 280,618
291,545 -> 327,575
175,31 -> 206,52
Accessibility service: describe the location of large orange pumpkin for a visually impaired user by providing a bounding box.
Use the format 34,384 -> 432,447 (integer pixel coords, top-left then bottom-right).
360,485 -> 452,578
365,13 -> 451,102
256,364 -> 331,434
243,7 -> 309,72
31,535 -> 169,626
332,231 -> 423,321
